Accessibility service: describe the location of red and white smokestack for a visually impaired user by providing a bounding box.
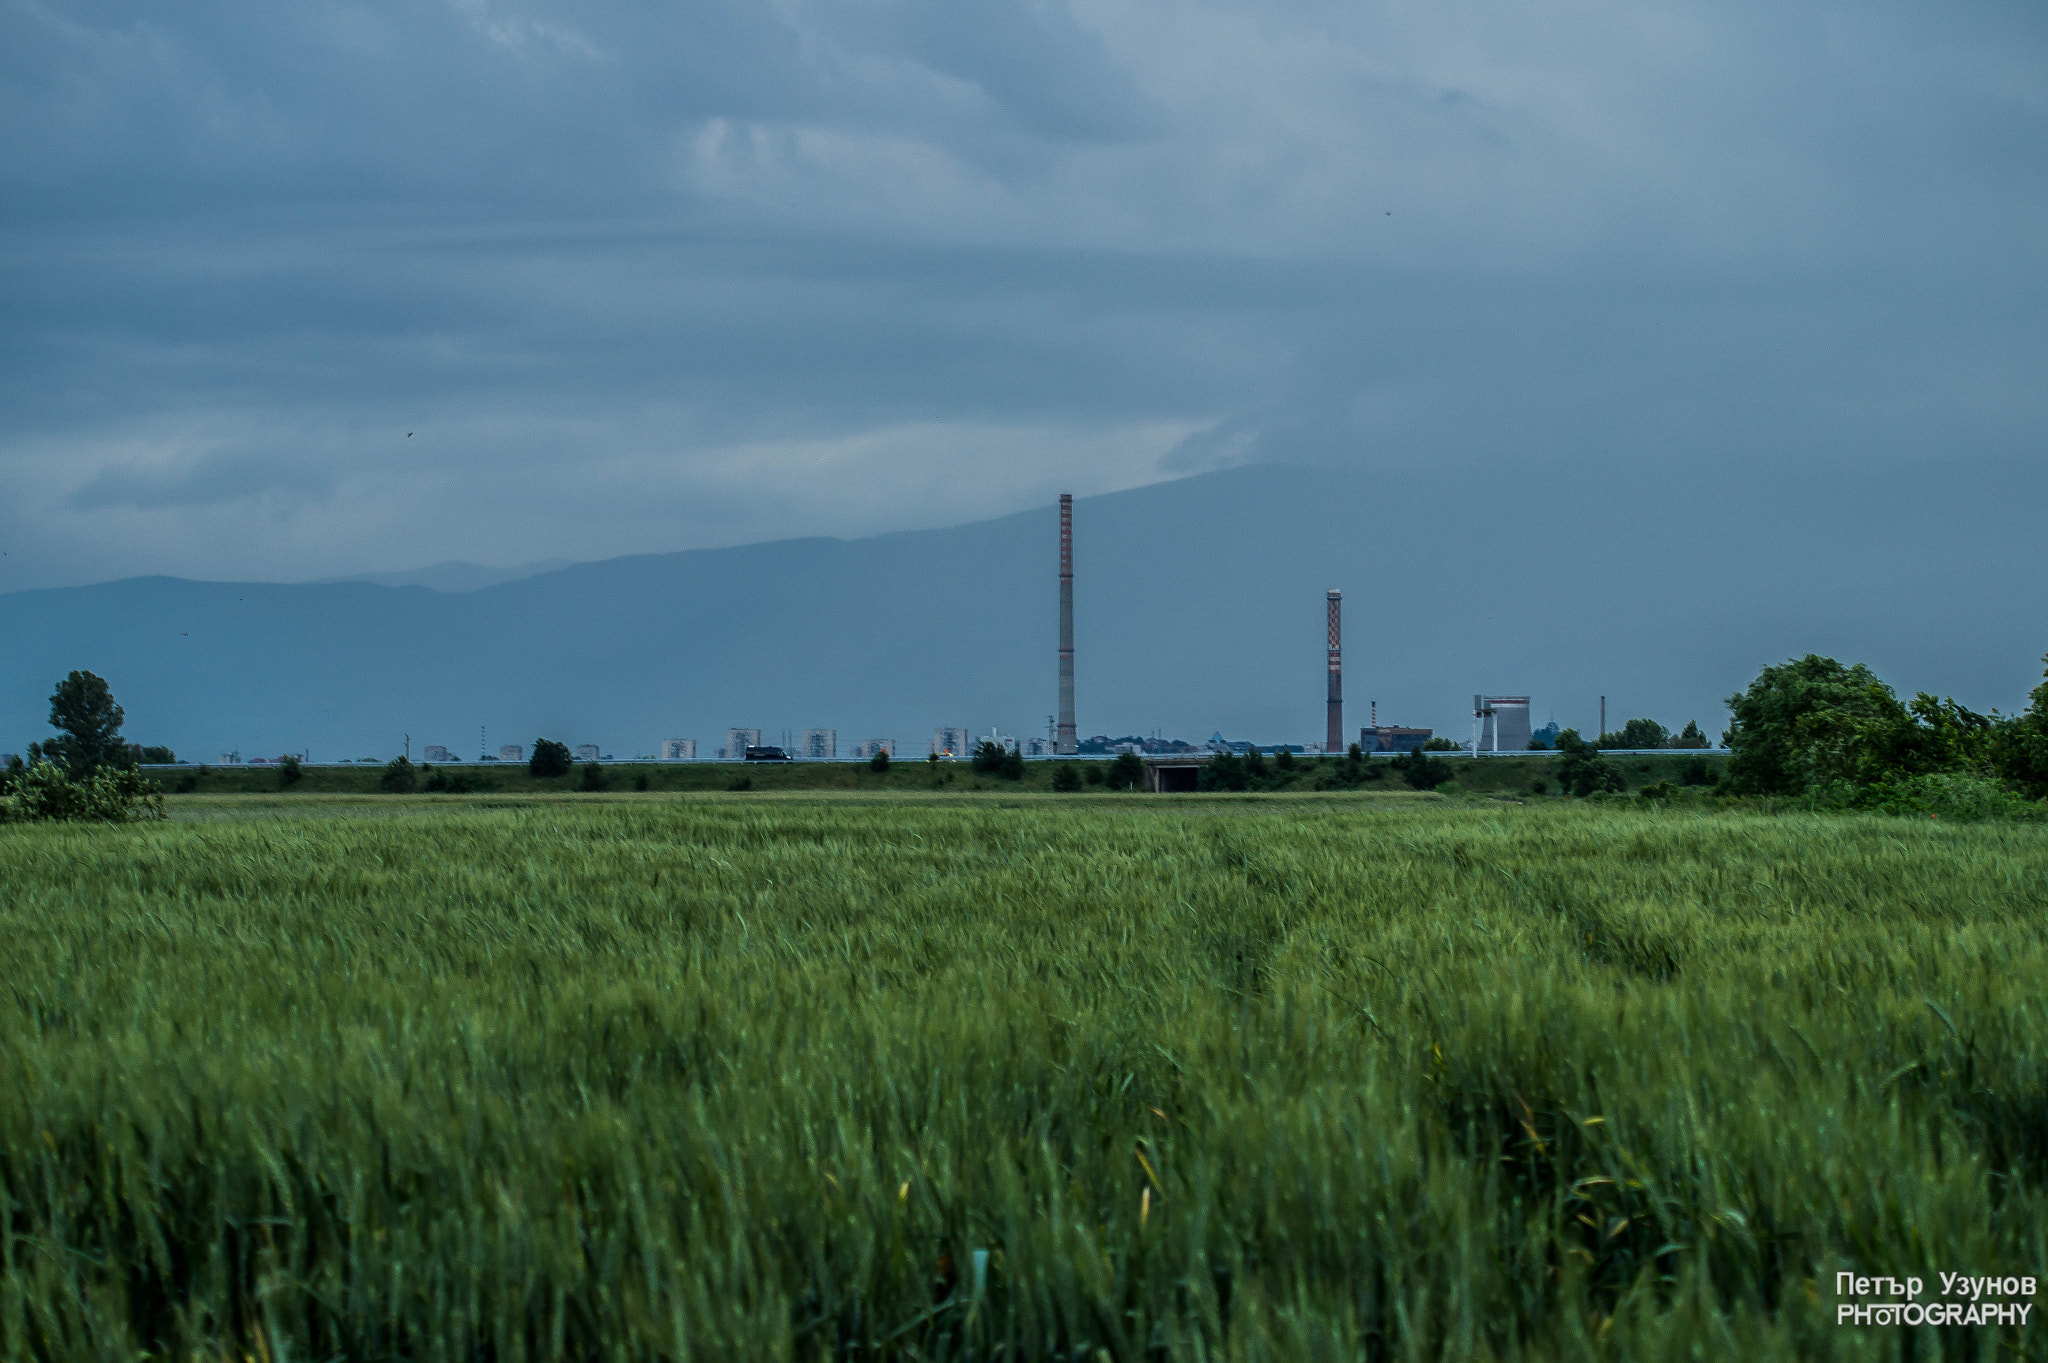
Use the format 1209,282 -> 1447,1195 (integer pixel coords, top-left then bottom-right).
1326,589 -> 1343,754
1056,494 -> 1077,754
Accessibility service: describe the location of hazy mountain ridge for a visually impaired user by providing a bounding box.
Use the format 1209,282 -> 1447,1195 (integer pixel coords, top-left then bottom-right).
4,461 -> 2044,760
310,560 -> 579,593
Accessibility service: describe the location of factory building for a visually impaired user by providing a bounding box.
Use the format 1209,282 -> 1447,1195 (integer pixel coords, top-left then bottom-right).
423,744 -> 455,763
802,729 -> 837,760
851,738 -> 896,759
574,744 -> 600,762
930,726 -> 970,757
659,738 -> 696,760
723,728 -> 762,761
499,744 -> 524,763
1360,726 -> 1433,753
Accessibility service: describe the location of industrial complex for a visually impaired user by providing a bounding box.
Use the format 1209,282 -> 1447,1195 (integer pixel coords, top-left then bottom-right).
281,493 -> 1610,768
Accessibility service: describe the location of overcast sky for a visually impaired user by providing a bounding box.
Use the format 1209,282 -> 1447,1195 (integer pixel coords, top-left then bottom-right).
3,0 -> 2043,592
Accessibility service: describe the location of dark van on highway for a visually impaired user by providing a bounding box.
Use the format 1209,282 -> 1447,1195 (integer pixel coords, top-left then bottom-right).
743,746 -> 792,761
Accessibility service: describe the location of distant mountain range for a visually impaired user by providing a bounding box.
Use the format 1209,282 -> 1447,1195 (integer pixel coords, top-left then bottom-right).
4,461 -> 2044,761
309,560 -> 578,593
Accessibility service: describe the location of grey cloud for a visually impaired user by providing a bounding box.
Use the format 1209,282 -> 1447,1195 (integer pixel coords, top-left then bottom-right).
0,0 -> 2042,616
66,449 -> 336,512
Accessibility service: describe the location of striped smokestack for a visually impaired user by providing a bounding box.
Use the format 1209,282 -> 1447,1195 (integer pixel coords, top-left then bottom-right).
1056,494 -> 1077,754
1326,589 -> 1343,754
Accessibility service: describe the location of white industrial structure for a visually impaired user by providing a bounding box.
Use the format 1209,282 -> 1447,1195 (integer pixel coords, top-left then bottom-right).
930,726 -> 970,757
574,744 -> 600,762
499,744 -> 524,762
1472,696 -> 1533,753
723,728 -> 762,760
659,738 -> 696,760
802,729 -> 837,760
851,738 -> 896,759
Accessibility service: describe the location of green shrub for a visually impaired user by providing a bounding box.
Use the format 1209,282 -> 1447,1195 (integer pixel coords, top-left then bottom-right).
1105,751 -> 1144,791
1,762 -> 163,822
579,762 -> 607,792
379,756 -> 417,794
1051,763 -> 1081,792
633,770 -> 651,792
1554,730 -> 1623,797
422,768 -> 478,795
278,754 -> 303,789
1084,763 -> 1104,785
869,749 -> 890,773
1391,747 -> 1453,791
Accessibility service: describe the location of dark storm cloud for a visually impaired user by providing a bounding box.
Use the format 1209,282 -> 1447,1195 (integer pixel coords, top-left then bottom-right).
1,0 -> 2044,601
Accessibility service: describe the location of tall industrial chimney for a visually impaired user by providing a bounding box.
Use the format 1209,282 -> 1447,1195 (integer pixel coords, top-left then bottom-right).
1326,589 -> 1343,754
1056,494 -> 1077,754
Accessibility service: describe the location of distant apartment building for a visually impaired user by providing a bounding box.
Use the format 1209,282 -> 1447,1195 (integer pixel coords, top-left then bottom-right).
659,738 -> 697,760
423,745 -> 455,763
850,738 -> 896,759
724,729 -> 762,761
574,744 -> 600,762
802,729 -> 837,760
499,744 -> 524,763
929,726 -> 970,757
1024,737 -> 1055,756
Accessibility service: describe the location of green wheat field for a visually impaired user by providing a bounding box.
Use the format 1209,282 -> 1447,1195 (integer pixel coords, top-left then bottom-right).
3,792 -> 2045,1360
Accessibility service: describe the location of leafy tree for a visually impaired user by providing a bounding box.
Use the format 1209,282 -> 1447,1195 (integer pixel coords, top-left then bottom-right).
999,748 -> 1025,781
1105,751 -> 1145,791
1422,736 -> 1461,752
379,756 -> 417,793
1346,743 -> 1362,761
580,762 -> 607,792
131,745 -> 177,765
1671,721 -> 1710,750
1992,654 -> 2048,798
1274,748 -> 1295,771
1679,756 -> 1716,787
46,671 -> 129,777
1390,747 -> 1453,791
971,740 -> 1006,773
530,739 -> 573,778
1555,729 -> 1624,797
278,754 -> 303,789
1084,763 -> 1105,785
1051,763 -> 1081,792
1197,752 -> 1248,792
869,749 -> 890,773
1722,655 -> 1989,796
1598,719 -> 1670,750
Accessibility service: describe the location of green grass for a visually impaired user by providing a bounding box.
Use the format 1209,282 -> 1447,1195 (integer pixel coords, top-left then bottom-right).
2,796 -> 2044,1359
